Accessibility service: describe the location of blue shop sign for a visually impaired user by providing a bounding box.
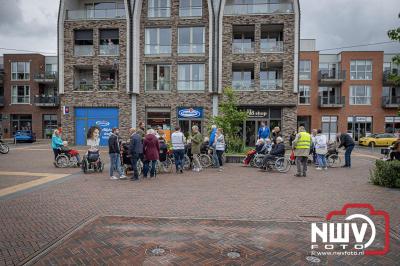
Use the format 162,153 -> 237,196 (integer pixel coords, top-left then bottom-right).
178,107 -> 203,119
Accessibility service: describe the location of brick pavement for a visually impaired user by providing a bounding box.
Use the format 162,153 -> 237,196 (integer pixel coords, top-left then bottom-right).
0,143 -> 399,265
0,176 -> 41,190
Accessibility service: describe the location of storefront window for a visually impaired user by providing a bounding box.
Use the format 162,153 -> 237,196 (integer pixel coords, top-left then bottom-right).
10,114 -> 32,136
177,107 -> 204,137
321,116 -> 337,141
384,117 -> 400,134
347,116 -> 372,141
43,114 -> 58,139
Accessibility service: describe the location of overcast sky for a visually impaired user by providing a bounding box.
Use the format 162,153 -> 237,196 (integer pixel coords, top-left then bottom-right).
0,0 -> 399,56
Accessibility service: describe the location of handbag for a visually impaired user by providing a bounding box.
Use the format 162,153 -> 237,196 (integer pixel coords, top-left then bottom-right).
290,150 -> 295,161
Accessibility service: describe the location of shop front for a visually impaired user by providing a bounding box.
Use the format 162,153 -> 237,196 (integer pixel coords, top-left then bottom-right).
177,107 -> 204,136
384,116 -> 400,134
321,116 -> 337,141
238,106 -> 282,146
347,116 -> 373,141
146,108 -> 171,141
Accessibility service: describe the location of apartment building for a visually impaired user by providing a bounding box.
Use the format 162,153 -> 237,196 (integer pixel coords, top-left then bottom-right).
58,0 -> 300,145
298,40 -> 400,141
0,54 -> 60,139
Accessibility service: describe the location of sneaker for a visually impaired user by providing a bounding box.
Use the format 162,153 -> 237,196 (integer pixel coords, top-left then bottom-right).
180,168 -> 183,174
316,167 -> 322,170
341,165 -> 349,168
294,173 -> 302,177
111,176 -> 119,180
323,167 -> 328,170
119,175 -> 127,179
218,168 -> 223,172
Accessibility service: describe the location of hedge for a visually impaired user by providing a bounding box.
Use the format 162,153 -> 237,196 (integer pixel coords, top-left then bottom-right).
370,160 -> 400,188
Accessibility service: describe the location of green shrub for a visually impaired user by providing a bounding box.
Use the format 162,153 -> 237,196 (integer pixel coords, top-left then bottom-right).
226,136 -> 245,154
370,160 -> 400,188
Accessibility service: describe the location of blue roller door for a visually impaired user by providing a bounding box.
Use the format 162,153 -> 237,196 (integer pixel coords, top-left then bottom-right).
75,108 -> 119,146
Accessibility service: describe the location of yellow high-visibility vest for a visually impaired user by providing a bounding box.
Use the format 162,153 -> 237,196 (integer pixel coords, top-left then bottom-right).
295,131 -> 311,149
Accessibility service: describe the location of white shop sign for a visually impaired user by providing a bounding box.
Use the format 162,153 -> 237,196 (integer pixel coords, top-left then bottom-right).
385,116 -> 400,123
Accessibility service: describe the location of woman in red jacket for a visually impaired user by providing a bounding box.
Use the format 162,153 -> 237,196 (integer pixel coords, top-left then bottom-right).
143,129 -> 160,178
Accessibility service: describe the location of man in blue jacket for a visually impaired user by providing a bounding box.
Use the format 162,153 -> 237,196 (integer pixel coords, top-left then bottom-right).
258,122 -> 270,140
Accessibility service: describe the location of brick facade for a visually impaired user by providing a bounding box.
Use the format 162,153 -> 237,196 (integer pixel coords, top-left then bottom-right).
297,51 -> 399,137
1,54 -> 60,139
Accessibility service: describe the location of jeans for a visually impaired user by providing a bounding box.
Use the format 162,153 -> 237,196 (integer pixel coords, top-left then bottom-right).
143,160 -> 157,177
130,156 -> 139,179
109,153 -> 123,177
317,153 -> 327,168
212,148 -> 219,168
216,150 -> 224,167
344,145 -> 354,167
296,156 -> 308,175
53,148 -> 60,160
173,149 -> 185,171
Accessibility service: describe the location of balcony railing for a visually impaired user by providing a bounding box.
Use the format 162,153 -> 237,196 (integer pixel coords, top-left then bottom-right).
318,96 -> 345,108
232,80 -> 255,91
33,71 -> 57,82
99,81 -> 117,91
99,44 -> 119,56
178,44 -> 205,54
260,79 -> 283,90
382,96 -> 400,108
318,70 -> 346,83
66,9 -> 126,20
145,81 -> 171,91
179,7 -> 202,17
75,84 -> 94,91
74,45 -> 94,56
260,40 -> 283,53
0,96 -> 4,107
148,7 -> 171,18
34,95 -> 60,107
224,3 -> 293,15
232,41 -> 255,54
145,45 -> 172,55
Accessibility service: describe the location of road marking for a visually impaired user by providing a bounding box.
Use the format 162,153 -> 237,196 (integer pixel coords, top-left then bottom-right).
0,171 -> 70,197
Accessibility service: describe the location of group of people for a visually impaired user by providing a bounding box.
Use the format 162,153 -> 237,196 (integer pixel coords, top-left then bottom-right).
108,122 -> 226,181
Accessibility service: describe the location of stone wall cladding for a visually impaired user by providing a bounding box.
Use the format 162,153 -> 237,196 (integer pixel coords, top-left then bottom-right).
221,14 -> 298,141
137,0 -> 212,128
61,19 -> 131,143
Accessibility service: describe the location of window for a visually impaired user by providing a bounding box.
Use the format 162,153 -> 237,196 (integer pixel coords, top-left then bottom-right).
178,27 -> 205,54
232,26 -> 255,53
350,60 -> 372,80
350,85 -> 371,105
11,62 -> 30,80
260,25 -> 283,53
74,30 -> 93,56
145,28 -> 171,55
180,0 -> 202,17
260,66 -> 283,90
74,67 -> 93,91
10,114 -> 32,136
99,66 -> 118,91
298,85 -> 310,104
232,64 -> 254,90
148,0 -> 171,18
299,60 -> 311,80
43,114 -> 58,139
321,116 -> 337,141
319,87 -> 342,105
145,64 -> 171,91
178,64 -> 205,91
99,29 -> 119,56
11,85 -> 30,104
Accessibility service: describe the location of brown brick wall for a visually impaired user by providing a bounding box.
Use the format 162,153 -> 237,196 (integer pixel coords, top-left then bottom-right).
1,54 -> 60,139
297,51 -> 398,134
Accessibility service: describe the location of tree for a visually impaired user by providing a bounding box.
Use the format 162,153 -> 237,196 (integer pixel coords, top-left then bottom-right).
209,87 -> 248,152
387,13 -> 400,86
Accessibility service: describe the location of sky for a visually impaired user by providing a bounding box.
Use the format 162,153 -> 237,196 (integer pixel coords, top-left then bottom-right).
0,0 -> 399,56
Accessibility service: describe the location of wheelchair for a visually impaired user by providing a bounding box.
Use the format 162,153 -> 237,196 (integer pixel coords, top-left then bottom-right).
263,156 -> 291,173
81,150 -> 104,174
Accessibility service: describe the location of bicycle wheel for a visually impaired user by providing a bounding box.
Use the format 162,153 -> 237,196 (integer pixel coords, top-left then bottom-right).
327,154 -> 341,168
199,154 -> 212,168
275,157 -> 291,173
183,155 -> 191,170
254,154 -> 264,168
56,154 -> 69,168
0,143 -> 10,154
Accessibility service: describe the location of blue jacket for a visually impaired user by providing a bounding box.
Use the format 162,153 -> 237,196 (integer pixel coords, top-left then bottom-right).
51,135 -> 63,149
258,126 -> 270,139
129,133 -> 143,156
209,128 -> 217,146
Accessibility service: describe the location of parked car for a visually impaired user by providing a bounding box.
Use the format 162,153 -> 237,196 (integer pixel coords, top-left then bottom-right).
359,133 -> 397,147
14,130 -> 36,143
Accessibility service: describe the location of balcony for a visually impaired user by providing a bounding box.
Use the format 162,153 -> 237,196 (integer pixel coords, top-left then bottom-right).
232,42 -> 255,54
260,79 -> 283,90
99,44 -> 119,56
34,96 -> 60,107
224,3 -> 293,15
383,70 -> 399,85
382,96 -> 400,108
66,9 -> 125,20
232,80 -> 255,91
318,70 -> 346,84
33,71 -> 57,83
99,80 -> 117,91
74,45 -> 94,56
0,96 -> 4,107
318,96 -> 345,108
260,40 -> 283,53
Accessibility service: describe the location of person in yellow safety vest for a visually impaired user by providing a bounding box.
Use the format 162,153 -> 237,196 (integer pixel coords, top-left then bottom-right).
292,126 -> 312,177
